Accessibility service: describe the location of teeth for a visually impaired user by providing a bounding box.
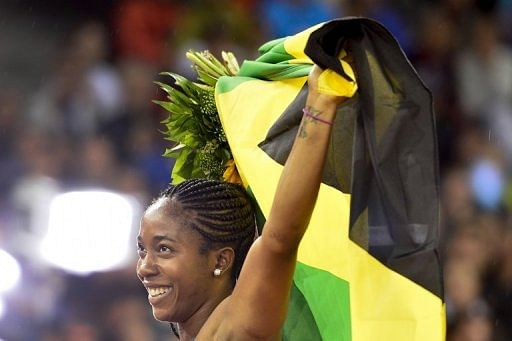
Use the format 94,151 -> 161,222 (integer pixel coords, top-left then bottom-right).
148,287 -> 170,297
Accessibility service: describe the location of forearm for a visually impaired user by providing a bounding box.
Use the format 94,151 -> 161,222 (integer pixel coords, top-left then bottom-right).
230,94 -> 338,336
262,93 -> 338,253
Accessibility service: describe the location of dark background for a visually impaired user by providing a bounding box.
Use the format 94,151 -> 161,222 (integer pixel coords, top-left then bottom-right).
0,0 -> 511,340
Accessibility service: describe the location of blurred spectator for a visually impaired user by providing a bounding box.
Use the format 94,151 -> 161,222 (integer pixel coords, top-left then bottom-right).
128,124 -> 174,195
9,131 -> 63,255
412,6 -> 460,168
74,21 -> 123,121
28,21 -> 122,140
113,0 -> 178,67
62,320 -> 100,341
449,311 -> 494,341
455,14 -> 512,163
100,59 -> 159,160
172,0 -> 261,77
260,0 -> 339,38
78,136 -> 119,188
346,0 -> 412,53
114,167 -> 152,206
0,88 -> 25,200
103,297 -> 160,340
484,227 -> 512,338
441,167 -> 475,231
445,259 -> 483,314
469,158 -> 505,211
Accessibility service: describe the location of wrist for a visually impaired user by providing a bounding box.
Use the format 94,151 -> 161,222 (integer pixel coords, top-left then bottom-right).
302,107 -> 333,125
306,94 -> 338,113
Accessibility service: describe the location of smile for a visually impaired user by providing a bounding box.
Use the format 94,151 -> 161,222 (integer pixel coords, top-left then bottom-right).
148,286 -> 171,297
147,286 -> 172,305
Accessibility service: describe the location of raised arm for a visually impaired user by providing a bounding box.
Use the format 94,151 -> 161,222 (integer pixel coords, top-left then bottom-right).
224,65 -> 350,339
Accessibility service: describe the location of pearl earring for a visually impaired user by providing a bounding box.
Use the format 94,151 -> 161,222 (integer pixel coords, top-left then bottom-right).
213,268 -> 222,276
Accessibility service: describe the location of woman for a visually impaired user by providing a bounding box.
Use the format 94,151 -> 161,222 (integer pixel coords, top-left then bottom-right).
136,65 -> 346,340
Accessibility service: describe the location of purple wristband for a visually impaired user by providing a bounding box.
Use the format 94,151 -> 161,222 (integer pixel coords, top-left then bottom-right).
302,108 -> 334,126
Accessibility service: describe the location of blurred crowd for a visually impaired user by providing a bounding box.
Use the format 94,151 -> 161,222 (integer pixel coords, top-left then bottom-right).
0,0 -> 511,340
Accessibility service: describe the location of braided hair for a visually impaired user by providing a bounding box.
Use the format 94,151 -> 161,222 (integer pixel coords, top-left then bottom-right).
157,178 -> 256,281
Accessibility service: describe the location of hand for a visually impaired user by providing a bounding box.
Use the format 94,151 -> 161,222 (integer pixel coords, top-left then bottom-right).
307,65 -> 343,107
307,64 -> 357,107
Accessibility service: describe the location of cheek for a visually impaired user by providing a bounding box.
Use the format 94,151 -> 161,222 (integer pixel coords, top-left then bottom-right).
135,259 -> 142,278
159,256 -> 198,281
174,255 -> 212,288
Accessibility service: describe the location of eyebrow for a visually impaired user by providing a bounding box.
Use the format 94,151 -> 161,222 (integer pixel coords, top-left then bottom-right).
153,235 -> 177,243
137,235 -> 177,243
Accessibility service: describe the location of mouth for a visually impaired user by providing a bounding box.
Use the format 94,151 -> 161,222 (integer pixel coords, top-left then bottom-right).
146,286 -> 172,305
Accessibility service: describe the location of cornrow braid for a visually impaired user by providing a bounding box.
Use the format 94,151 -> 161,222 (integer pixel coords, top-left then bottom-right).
159,179 -> 256,281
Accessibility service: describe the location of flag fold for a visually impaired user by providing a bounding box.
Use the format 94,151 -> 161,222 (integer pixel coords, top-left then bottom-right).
216,17 -> 445,341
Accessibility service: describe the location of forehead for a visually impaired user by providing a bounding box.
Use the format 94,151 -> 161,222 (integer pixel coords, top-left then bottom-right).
138,198 -> 198,243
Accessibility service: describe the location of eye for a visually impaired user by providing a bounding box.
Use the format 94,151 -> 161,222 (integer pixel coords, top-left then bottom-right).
158,245 -> 174,253
137,243 -> 146,257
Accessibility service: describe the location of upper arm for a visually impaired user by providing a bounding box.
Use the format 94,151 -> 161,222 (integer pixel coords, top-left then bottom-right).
222,227 -> 298,339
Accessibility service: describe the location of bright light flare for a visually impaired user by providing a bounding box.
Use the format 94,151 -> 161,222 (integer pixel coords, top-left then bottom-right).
0,249 -> 21,293
40,191 -> 137,275
0,296 -> 5,320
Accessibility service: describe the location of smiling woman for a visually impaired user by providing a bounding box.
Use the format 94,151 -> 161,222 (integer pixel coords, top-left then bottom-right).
136,61 -> 350,340
137,179 -> 256,330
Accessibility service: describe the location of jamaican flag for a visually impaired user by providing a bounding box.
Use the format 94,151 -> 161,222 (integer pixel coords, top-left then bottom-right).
215,18 -> 445,341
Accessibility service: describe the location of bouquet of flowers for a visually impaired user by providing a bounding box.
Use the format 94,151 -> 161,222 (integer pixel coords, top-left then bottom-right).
155,50 -> 241,184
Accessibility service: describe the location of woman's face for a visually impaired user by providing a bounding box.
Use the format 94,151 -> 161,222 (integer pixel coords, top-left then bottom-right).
136,201 -> 215,322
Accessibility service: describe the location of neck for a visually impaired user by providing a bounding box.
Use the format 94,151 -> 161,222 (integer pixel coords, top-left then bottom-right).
177,285 -> 233,339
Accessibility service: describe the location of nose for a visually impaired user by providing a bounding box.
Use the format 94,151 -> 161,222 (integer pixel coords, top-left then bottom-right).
136,253 -> 158,280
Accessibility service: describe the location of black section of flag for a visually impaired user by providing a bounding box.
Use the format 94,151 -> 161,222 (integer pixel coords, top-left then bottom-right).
259,18 -> 443,299
259,85 -> 356,194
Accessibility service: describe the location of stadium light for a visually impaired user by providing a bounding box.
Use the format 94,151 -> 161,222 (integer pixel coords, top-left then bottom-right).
0,296 -> 5,320
40,191 -> 139,275
0,249 -> 21,293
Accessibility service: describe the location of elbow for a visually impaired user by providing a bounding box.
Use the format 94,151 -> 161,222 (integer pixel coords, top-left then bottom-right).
260,227 -> 301,257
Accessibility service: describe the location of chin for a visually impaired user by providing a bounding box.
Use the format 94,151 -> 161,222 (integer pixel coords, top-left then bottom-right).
152,307 -> 174,322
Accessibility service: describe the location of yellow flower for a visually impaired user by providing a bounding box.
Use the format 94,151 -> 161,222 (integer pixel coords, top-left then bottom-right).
223,159 -> 243,185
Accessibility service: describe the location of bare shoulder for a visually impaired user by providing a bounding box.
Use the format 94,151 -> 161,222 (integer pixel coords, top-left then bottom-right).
196,295 -> 231,340
196,295 -> 281,341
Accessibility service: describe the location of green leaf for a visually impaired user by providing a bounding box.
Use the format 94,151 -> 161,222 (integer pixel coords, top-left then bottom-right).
187,51 -> 223,77
170,143 -> 186,152
222,51 -> 240,75
171,148 -> 196,184
167,87 -> 197,106
195,68 -> 218,87
158,73 -> 198,97
169,75 -> 198,98
153,100 -> 193,116
158,49 -> 239,182
202,52 -> 229,76
154,81 -> 175,95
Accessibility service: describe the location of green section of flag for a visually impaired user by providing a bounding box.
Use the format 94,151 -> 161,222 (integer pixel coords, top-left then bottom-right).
239,37 -> 310,81
255,36 -> 297,65
246,185 -> 352,340
216,35 -> 312,95
285,262 -> 352,341
216,61 -> 310,94
257,36 -> 290,59
283,281 -> 323,341
239,61 -> 311,81
216,76 -> 255,94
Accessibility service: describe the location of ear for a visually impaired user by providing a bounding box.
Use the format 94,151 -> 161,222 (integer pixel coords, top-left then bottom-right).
213,247 -> 235,274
